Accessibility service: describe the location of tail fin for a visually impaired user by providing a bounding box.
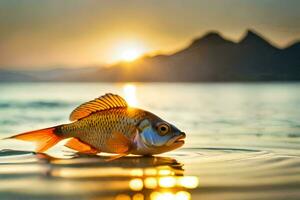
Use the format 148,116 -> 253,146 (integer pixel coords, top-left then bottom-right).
6,126 -> 62,153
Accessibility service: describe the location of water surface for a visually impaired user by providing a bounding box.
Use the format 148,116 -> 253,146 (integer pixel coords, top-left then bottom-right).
0,83 -> 300,200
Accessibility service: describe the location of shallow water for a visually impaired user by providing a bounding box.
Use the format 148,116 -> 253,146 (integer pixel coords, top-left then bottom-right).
0,83 -> 300,200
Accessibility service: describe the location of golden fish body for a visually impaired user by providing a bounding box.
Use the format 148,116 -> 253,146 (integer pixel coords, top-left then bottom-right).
58,108 -> 147,153
8,93 -> 186,159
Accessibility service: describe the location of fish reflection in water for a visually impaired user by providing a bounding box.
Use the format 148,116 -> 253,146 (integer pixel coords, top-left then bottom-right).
0,150 -> 198,199
36,153 -> 199,200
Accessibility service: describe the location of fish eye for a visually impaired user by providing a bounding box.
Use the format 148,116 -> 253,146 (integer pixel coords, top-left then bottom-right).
157,123 -> 170,136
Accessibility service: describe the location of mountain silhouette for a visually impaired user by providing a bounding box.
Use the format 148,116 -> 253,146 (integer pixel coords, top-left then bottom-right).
1,29 -> 300,82
98,29 -> 300,82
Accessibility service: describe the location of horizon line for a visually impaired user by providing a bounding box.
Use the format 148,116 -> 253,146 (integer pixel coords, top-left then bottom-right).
1,29 -> 299,70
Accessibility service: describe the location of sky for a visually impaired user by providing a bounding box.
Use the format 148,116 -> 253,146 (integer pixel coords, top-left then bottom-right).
0,0 -> 299,68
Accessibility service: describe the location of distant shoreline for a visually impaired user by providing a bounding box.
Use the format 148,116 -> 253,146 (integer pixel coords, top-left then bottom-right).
1,30 -> 299,82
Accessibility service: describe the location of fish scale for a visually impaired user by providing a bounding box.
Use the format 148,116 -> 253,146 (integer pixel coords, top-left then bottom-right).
59,108 -> 146,152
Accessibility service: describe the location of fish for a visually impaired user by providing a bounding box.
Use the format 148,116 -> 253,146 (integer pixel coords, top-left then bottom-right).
6,93 -> 186,160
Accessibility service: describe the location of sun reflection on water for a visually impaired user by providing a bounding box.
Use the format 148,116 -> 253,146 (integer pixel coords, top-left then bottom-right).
125,167 -> 198,200
144,177 -> 157,189
123,84 -> 138,107
132,193 -> 144,200
128,175 -> 199,191
35,153 -> 198,200
129,178 -> 144,191
150,191 -> 191,200
177,176 -> 199,189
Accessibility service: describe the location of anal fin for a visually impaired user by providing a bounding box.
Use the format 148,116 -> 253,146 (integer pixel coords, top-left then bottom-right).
65,138 -> 99,154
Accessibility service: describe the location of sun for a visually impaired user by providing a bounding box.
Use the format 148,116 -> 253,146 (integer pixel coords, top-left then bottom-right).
110,40 -> 145,63
121,49 -> 140,62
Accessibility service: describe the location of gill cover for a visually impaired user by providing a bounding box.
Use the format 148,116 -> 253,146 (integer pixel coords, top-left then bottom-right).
138,119 -> 173,147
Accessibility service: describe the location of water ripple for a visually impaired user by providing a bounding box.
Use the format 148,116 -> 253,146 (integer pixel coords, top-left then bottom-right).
0,101 -> 70,109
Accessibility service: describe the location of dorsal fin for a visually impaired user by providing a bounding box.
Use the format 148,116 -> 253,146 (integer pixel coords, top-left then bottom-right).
69,93 -> 128,121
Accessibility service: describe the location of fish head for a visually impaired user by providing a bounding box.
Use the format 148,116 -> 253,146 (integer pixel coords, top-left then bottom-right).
135,116 -> 185,155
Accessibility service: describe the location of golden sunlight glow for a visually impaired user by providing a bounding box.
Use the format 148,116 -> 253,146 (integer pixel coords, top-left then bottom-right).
154,175 -> 199,189
178,176 -> 199,189
158,177 -> 176,188
121,48 -> 140,61
150,191 -> 191,200
130,169 -> 143,177
175,191 -> 191,200
111,40 -> 145,63
123,84 -> 138,107
129,178 -> 144,191
158,169 -> 174,176
133,193 -> 144,200
150,192 -> 174,200
115,194 -> 131,200
144,177 -> 158,189
145,168 -> 157,176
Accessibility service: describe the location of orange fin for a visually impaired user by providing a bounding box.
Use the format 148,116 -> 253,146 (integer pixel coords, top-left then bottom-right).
105,153 -> 129,162
7,126 -> 61,153
65,138 -> 99,154
69,93 -> 128,121
106,132 -> 131,154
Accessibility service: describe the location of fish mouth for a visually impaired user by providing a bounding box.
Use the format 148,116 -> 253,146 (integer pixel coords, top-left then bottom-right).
166,132 -> 186,146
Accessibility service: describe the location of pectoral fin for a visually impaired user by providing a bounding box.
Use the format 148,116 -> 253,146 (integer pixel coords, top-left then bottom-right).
65,138 -> 99,154
106,132 -> 132,154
